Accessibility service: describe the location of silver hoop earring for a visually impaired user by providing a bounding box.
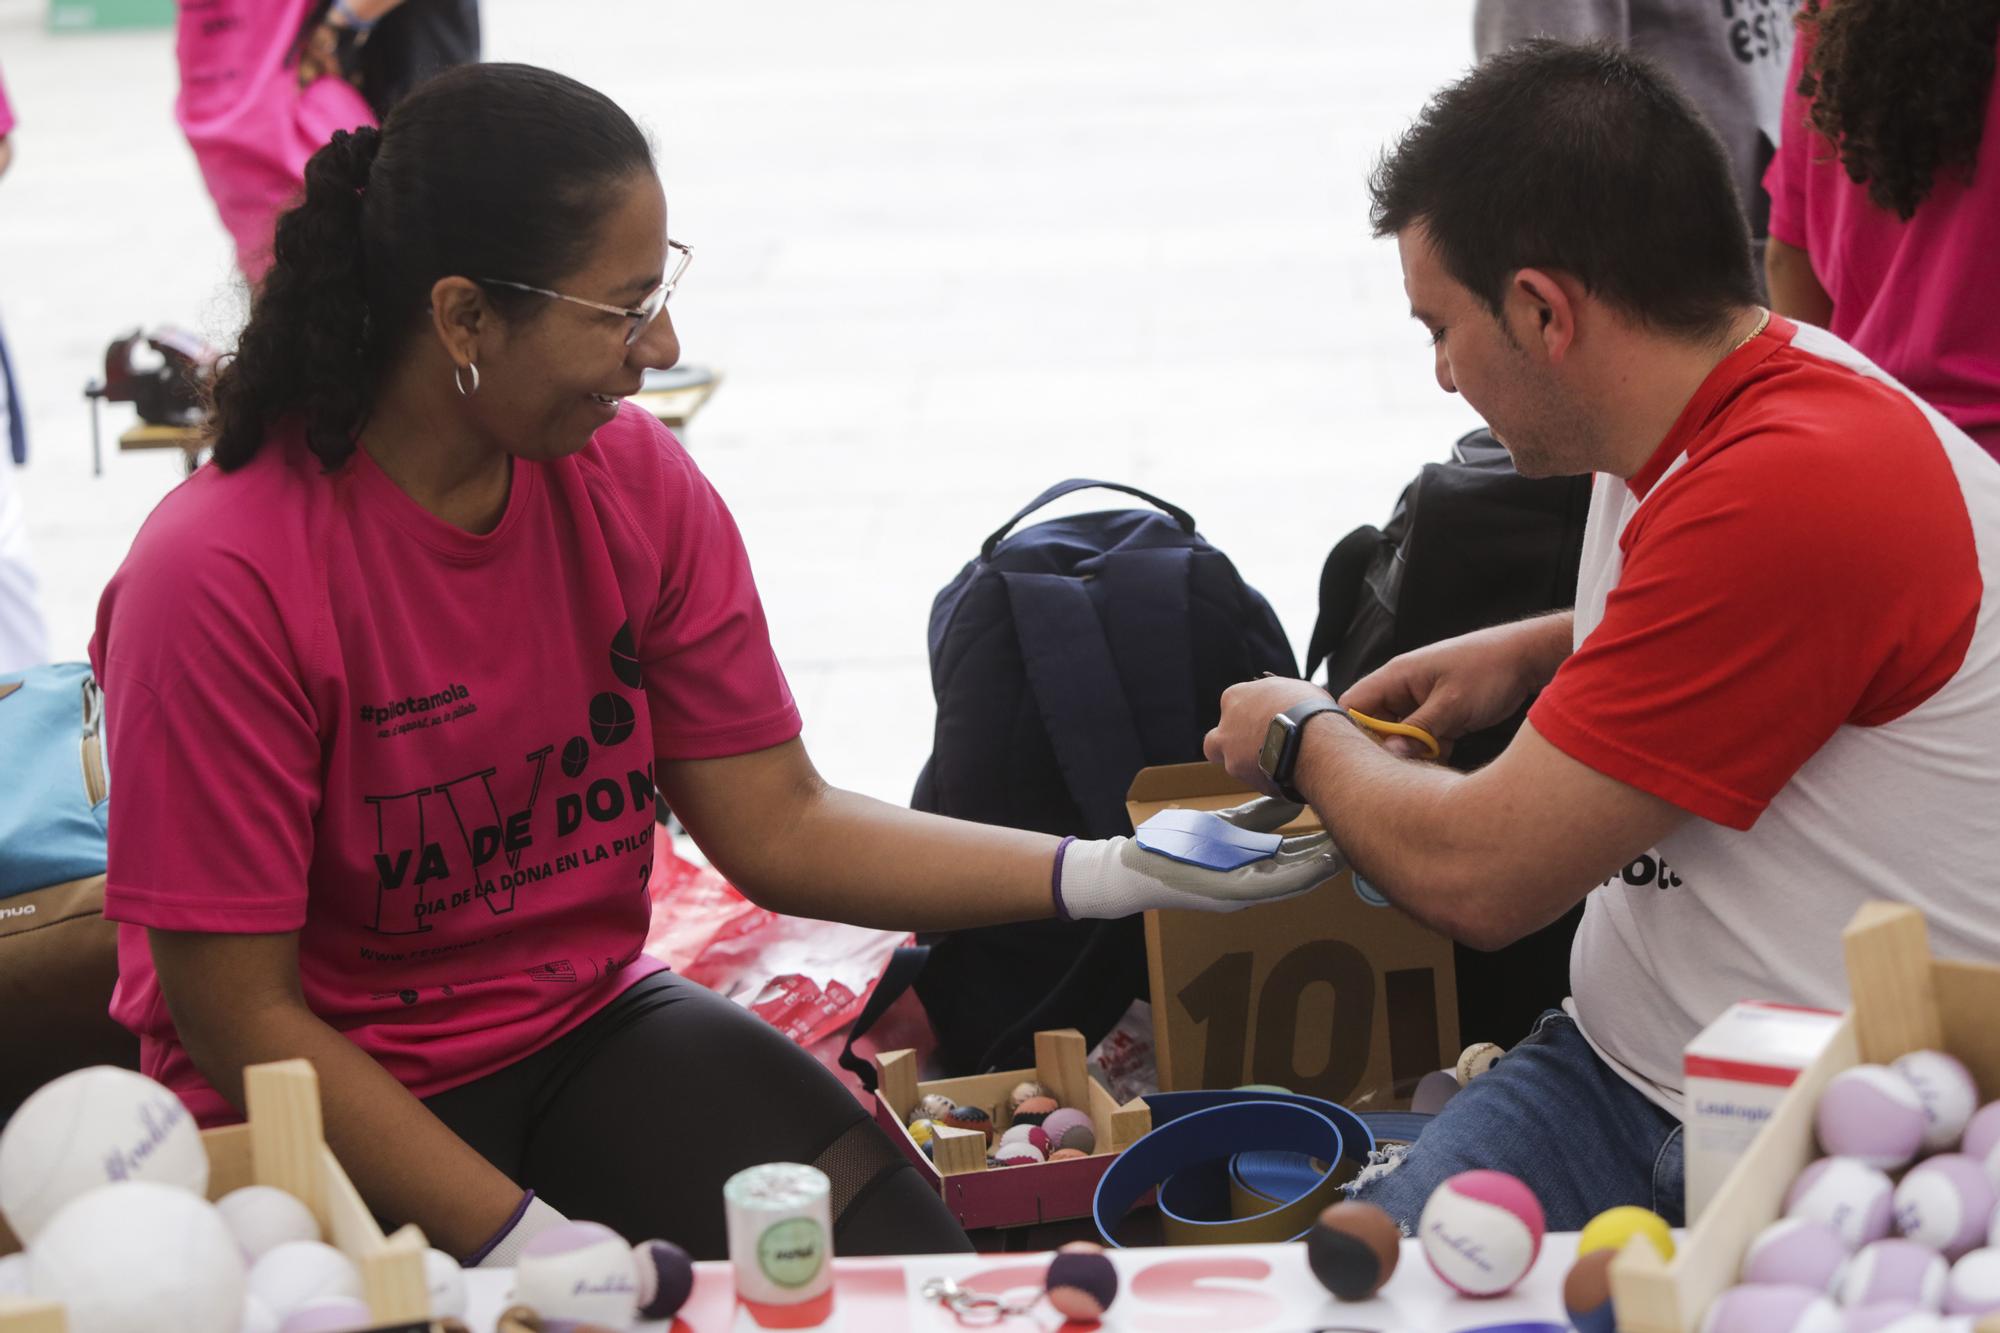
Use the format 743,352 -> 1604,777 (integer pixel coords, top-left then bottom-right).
454,362 -> 481,397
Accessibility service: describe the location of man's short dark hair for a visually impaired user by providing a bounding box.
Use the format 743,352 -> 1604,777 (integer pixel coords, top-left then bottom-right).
1370,40 -> 1758,340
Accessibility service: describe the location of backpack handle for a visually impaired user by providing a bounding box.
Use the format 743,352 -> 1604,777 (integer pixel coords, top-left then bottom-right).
981,479 -> 1197,560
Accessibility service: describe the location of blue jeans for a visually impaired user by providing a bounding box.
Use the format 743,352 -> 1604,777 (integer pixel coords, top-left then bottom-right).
1350,1009 -> 1685,1232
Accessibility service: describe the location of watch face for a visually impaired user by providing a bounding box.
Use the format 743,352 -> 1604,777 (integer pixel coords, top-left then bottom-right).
1258,715 -> 1293,782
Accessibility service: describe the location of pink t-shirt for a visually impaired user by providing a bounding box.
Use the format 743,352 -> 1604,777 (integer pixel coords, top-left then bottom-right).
90,406 -> 802,1125
1764,35 -> 2000,458
1,64 -> 15,138
175,0 -> 373,277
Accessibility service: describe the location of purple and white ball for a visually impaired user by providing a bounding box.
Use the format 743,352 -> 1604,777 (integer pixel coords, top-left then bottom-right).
632,1238 -> 694,1320
1842,1239 -> 1948,1311
1896,1155 -> 1997,1260
1945,1248 -> 2000,1316
1845,1304 -> 1948,1333
1894,1052 -> 1981,1155
216,1186 -> 322,1263
276,1297 -> 374,1333
515,1220 -> 639,1327
1965,1103 -> 2000,1190
1741,1217 -> 1850,1293
1698,1283 -> 1843,1333
1046,1241 -> 1118,1321
422,1248 -> 467,1320
1788,1157 -> 1898,1249
1041,1108 -> 1097,1155
1819,1066 -> 1929,1171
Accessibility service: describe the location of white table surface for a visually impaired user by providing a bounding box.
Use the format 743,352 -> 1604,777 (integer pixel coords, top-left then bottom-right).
465,1231 -> 1597,1331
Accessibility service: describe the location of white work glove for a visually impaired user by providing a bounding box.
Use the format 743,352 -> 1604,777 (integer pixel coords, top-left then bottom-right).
1053,796 -> 1347,920
467,1191 -> 570,1268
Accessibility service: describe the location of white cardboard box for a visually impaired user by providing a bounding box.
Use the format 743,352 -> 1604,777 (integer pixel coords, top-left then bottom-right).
1682,1001 -> 1843,1221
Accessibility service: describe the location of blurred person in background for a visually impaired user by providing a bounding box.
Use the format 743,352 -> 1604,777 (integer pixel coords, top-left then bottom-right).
1476,0 -> 1800,290
176,0 -> 478,279
1763,0 -> 2000,460
0,61 -> 52,673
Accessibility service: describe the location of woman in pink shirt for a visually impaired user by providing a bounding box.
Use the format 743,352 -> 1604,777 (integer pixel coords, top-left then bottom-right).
1764,0 -> 2000,458
92,63 -> 1335,1265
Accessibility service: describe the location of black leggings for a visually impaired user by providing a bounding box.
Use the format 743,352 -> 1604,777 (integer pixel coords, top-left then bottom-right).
424,970 -> 971,1259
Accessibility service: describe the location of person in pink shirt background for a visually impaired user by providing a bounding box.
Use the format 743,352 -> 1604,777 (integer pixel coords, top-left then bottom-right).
175,0 -> 476,278
92,63 -> 1339,1268
1763,0 -> 2000,459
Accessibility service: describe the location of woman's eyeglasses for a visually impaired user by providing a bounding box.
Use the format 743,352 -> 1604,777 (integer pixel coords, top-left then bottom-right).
479,239 -> 692,347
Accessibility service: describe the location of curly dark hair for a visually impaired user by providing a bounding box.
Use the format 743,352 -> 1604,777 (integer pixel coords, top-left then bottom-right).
207,63 -> 653,471
1796,0 -> 2000,220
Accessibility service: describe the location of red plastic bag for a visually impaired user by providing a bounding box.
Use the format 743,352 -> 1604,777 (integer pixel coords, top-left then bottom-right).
640,831 -> 932,1095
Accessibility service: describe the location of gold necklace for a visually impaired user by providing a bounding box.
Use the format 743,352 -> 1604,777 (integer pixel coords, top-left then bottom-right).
1729,306 -> 1772,356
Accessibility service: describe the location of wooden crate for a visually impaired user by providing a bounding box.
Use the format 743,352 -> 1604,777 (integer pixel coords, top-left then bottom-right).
1611,902 -> 2000,1333
0,1060 -> 431,1332
872,1029 -> 1151,1231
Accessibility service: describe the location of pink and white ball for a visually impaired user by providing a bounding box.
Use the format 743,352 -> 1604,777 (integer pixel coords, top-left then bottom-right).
1895,1155 -> 1996,1260
1698,1283 -> 1843,1333
1946,1248 -> 2000,1316
1893,1052 -> 1981,1155
1786,1156 -> 1897,1249
1818,1066 -> 1928,1171
1741,1217 -> 1850,1293
26,1181 -> 246,1333
1841,1239 -> 1948,1310
515,1220 -> 640,1327
1417,1170 -> 1544,1298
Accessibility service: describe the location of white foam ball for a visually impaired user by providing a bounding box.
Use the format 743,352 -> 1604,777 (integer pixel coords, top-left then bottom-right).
423,1247 -> 468,1319
0,1067 -> 208,1243
26,1181 -> 244,1333
247,1241 -> 363,1319
516,1221 -> 639,1327
1946,1248 -> 2000,1315
217,1185 -> 322,1261
1895,1052 -> 1981,1155
239,1295 -> 281,1333
0,1251 -> 28,1296
1842,1239 -> 1948,1310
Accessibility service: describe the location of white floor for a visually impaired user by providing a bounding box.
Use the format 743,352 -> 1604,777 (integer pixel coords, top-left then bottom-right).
0,0 -> 1483,804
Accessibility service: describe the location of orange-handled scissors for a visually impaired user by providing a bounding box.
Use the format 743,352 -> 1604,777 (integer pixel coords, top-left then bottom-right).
1344,707 -> 1442,759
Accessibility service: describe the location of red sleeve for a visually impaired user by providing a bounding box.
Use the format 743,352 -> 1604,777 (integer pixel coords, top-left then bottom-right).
605,417 -> 800,760
1529,390 -> 1979,829
90,521 -> 322,933
1763,33 -> 1813,250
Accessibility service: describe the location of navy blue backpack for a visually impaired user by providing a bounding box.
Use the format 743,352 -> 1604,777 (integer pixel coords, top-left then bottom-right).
899,479 -> 1296,1075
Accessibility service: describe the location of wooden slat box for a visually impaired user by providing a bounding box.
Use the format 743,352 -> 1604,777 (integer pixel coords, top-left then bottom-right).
871,1029 -> 1151,1232
0,1060 -> 431,1332
1612,902 -> 2000,1333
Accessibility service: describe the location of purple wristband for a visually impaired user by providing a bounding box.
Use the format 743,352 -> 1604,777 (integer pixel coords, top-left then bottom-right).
1051,836 -> 1077,920
464,1188 -> 535,1266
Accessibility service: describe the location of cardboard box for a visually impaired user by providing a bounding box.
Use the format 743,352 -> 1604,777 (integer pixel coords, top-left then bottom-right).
1681,1001 -> 1842,1222
871,1029 -> 1151,1231
0,1061 -> 431,1333
1612,903 -> 2000,1333
1126,763 -> 1459,1110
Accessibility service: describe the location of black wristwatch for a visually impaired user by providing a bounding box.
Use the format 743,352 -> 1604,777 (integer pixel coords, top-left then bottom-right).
1258,699 -> 1348,803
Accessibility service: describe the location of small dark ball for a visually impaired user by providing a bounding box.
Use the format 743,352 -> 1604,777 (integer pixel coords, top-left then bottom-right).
633,1238 -> 694,1320
561,735 -> 591,778
1306,1201 -> 1400,1301
589,691 -> 636,746
1563,1249 -> 1617,1333
609,621 -> 643,689
1047,1241 -> 1118,1320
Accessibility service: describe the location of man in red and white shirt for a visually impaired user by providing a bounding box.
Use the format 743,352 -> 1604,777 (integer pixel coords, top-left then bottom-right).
1206,39 -> 2000,1231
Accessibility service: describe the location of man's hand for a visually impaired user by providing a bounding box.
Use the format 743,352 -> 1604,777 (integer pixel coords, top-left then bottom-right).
1203,675 -> 1333,794
1338,613 -> 1573,758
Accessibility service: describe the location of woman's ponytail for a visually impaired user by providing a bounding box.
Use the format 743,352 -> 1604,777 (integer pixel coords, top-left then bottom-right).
209,125 -> 382,470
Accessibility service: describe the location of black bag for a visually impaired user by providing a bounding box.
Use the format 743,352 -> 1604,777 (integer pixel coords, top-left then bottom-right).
905,479 -> 1296,1076
1306,429 -> 1592,1048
